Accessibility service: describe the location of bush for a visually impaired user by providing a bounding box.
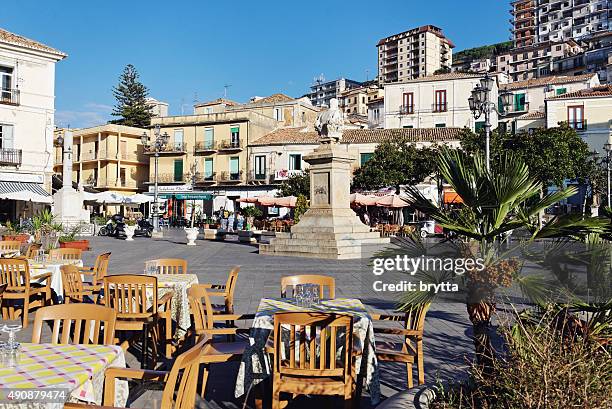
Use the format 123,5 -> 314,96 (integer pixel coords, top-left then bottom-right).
431,308 -> 612,409
242,206 -> 263,218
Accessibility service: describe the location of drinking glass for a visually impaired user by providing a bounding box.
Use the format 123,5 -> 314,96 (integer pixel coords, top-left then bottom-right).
2,324 -> 22,349
311,285 -> 320,305
295,284 -> 304,307
303,284 -> 313,308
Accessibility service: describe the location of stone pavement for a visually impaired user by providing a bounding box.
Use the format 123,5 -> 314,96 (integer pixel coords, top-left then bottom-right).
8,229 -> 474,408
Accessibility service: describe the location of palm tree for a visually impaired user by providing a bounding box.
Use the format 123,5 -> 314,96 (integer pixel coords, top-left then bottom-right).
398,148 -> 607,366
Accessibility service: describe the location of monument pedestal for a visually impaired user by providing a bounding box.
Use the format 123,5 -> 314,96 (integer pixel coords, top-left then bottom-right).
52,187 -> 90,226
260,141 -> 389,259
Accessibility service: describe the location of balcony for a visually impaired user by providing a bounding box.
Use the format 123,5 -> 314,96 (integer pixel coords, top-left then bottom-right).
399,105 -> 414,115
146,172 -> 189,184
144,142 -> 187,155
432,103 -> 448,113
0,148 -> 22,166
0,89 -> 20,106
217,140 -> 244,152
194,141 -> 217,154
194,172 -> 217,184
247,171 -> 269,184
568,120 -> 587,132
217,170 -> 244,184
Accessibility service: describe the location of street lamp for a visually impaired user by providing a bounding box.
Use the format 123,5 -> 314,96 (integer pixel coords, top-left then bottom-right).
141,125 -> 170,232
604,142 -> 612,207
469,73 -> 513,172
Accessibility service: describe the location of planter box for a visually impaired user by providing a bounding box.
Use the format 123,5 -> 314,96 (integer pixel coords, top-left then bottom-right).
59,240 -> 90,251
203,228 -> 217,240
2,234 -> 30,243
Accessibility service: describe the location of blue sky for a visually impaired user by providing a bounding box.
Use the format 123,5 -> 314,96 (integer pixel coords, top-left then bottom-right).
1,1 -> 510,128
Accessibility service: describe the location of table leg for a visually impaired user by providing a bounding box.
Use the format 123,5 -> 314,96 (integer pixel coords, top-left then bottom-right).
141,323 -> 149,369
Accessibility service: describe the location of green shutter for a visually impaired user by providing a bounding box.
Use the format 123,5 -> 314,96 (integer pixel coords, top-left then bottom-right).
230,126 -> 239,133
174,159 -> 183,182
204,128 -> 214,148
515,93 -> 526,111
204,158 -> 213,177
360,153 -> 374,166
556,88 -> 567,95
230,157 -> 239,174
475,121 -> 486,132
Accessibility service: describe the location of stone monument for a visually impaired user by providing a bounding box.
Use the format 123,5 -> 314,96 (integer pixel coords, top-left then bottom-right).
52,130 -> 90,226
260,99 -> 389,259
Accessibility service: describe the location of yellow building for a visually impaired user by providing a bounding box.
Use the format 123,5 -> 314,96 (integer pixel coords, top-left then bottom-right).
143,94 -> 319,221
54,124 -> 149,194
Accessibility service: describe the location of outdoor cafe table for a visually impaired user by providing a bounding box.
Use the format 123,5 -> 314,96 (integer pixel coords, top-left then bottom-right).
28,259 -> 83,301
0,343 -> 128,408
146,273 -> 199,339
235,298 -> 380,404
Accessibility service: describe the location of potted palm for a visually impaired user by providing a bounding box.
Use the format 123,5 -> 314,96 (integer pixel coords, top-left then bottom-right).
59,224 -> 89,250
124,219 -> 136,241
2,221 -> 30,243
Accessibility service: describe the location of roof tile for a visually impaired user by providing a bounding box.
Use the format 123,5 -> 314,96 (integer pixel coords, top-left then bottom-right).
501,73 -> 596,90
547,85 -> 612,100
0,28 -> 66,57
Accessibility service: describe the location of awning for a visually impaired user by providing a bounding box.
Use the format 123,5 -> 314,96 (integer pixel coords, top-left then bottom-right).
0,181 -> 52,204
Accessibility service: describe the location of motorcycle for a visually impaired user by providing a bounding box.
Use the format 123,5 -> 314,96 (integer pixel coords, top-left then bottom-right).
98,214 -> 126,238
133,219 -> 153,238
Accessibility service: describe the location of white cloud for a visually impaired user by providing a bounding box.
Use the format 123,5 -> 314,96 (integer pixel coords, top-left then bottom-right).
55,102 -> 114,128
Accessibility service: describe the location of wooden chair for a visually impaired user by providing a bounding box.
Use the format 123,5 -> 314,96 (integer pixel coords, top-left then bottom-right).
0,283 -> 7,307
64,338 -> 206,409
281,274 -> 336,299
31,304 -> 116,345
0,258 -> 51,328
188,285 -> 252,397
79,252 -> 110,290
0,240 -> 21,254
49,247 -> 82,262
271,312 -> 355,409
372,303 -> 430,389
104,274 -> 172,369
24,243 -> 41,258
61,264 -> 100,304
196,266 -> 240,314
145,258 -> 187,274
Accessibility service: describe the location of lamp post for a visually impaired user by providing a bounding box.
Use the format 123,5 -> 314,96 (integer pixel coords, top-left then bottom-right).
141,125 -> 169,233
468,73 -> 513,172
604,143 -> 612,207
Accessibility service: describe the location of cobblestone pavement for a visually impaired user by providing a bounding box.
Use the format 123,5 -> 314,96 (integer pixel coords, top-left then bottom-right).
9,229 -> 474,408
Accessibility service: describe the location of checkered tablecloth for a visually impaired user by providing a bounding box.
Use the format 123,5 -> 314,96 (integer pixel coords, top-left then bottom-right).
28,260 -> 83,301
0,343 -> 128,408
235,298 -> 380,404
149,274 -> 199,339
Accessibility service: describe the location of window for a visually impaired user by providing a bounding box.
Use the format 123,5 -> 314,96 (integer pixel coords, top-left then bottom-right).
435,123 -> 446,128
289,154 -> 302,171
254,155 -> 266,179
204,158 -> 213,179
402,92 -> 414,113
0,124 -> 14,149
174,129 -> 184,149
514,93 -> 526,111
434,90 -> 447,112
204,127 -> 214,149
403,125 -> 414,129
0,66 -> 13,101
568,106 -> 585,130
229,156 -> 240,179
173,159 -> 183,182
273,107 -> 284,121
475,121 -> 486,132
360,153 -> 374,166
556,87 -> 567,95
230,126 -> 240,147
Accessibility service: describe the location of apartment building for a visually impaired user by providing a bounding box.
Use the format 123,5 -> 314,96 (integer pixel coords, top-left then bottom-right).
247,126 -> 463,197
499,73 -> 599,130
511,0 -> 538,48
377,25 -> 454,85
308,77 -> 362,108
545,84 -> 612,151
143,94 -> 319,219
338,86 -> 384,115
0,28 -> 66,222
53,124 -> 149,195
383,73 -> 499,131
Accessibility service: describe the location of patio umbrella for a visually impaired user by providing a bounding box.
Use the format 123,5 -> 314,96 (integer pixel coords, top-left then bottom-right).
275,196 -> 297,208
375,194 -> 410,208
87,191 -> 127,205
256,196 -> 277,206
124,194 -> 154,204
237,197 -> 259,203
350,193 -> 379,206
1,190 -> 53,204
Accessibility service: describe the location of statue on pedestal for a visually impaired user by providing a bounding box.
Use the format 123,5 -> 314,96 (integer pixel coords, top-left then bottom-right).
314,98 -> 344,143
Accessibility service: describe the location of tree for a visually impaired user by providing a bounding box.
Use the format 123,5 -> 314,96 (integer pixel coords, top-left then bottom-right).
352,139 -> 438,192
278,172 -> 310,198
110,64 -> 153,128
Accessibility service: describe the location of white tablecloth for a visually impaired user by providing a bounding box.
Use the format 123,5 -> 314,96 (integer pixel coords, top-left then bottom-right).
29,260 -> 83,301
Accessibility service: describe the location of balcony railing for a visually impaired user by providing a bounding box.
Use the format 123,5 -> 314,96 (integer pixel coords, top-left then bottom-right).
0,89 -> 20,106
144,142 -> 188,155
0,148 -> 22,166
147,172 -> 189,183
568,120 -> 587,131
218,140 -> 244,151
432,103 -> 448,112
217,170 -> 244,183
194,141 -> 217,153
399,105 -> 414,115
195,172 -> 217,183
247,171 -> 268,183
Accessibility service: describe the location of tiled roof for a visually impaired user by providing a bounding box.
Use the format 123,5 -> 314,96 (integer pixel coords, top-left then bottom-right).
367,96 -> 384,105
194,98 -> 241,108
517,111 -> 546,120
393,72 -> 482,84
547,85 -> 612,100
248,94 -> 294,105
250,126 -> 463,146
346,114 -> 369,123
0,28 -> 66,58
501,73 -> 596,90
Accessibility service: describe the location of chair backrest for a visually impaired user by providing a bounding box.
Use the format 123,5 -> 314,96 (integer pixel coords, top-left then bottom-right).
49,248 -> 82,261
145,258 -> 187,275
403,302 -> 431,334
273,312 -> 353,381
224,266 -> 240,311
31,304 -> 117,345
188,285 -> 214,334
0,258 -> 30,292
0,241 -> 21,251
61,264 -> 85,302
24,243 -> 41,259
281,274 -> 336,299
160,338 -> 206,409
92,252 -> 111,284
0,283 -> 7,307
104,274 -> 157,319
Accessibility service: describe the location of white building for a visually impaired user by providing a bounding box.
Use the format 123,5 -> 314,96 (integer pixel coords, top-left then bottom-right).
383,72 -> 499,131
0,28 -> 66,222
367,96 -> 384,129
146,97 -> 169,117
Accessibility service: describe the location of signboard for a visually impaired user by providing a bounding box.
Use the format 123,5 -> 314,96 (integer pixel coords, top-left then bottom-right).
274,169 -> 303,181
174,193 -> 213,200
0,172 -> 44,184
149,184 -> 193,193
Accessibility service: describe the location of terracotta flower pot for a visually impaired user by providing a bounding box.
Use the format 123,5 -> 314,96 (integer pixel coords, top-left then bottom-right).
59,240 -> 90,251
3,234 -> 30,243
